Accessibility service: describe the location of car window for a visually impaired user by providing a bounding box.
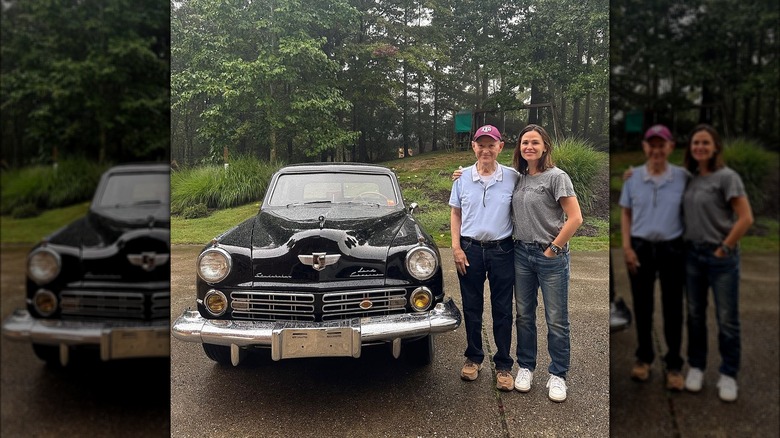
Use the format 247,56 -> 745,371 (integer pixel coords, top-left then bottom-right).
97,172 -> 170,207
268,173 -> 398,206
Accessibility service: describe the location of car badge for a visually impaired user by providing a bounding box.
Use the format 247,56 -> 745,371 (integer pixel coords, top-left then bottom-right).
298,252 -> 340,271
359,300 -> 373,310
128,252 -> 169,272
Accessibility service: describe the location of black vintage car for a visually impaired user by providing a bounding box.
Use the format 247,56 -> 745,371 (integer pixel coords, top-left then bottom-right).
2,163 -> 171,366
171,163 -> 461,366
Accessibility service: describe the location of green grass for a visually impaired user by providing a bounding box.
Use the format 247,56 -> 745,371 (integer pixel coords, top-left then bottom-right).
171,203 -> 259,244
0,202 -> 90,243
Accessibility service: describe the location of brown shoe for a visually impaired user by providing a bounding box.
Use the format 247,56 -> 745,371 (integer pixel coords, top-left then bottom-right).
666,370 -> 685,391
630,361 -> 651,381
461,359 -> 483,381
496,370 -> 513,391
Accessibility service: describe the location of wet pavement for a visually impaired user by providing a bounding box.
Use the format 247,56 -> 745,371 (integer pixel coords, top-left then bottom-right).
610,248 -> 779,437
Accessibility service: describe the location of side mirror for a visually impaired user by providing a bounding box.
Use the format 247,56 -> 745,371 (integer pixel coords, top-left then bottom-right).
408,202 -> 418,214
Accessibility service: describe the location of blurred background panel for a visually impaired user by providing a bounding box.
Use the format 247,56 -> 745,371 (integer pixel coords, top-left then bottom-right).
609,0 -> 779,436
1,0 -> 170,437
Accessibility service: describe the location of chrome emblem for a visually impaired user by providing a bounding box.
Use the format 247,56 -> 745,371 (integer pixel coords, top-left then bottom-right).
128,252 -> 169,272
359,300 -> 373,310
298,253 -> 340,271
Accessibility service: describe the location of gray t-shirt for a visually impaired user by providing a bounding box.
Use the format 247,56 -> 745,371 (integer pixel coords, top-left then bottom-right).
511,167 -> 577,244
683,166 -> 747,244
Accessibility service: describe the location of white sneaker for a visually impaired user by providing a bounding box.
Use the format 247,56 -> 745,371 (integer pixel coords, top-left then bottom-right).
546,375 -> 567,402
685,368 -> 704,392
717,374 -> 738,402
514,368 -> 533,392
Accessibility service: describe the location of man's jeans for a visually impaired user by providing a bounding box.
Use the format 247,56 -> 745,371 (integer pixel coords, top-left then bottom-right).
457,237 -> 515,371
628,237 -> 685,371
514,242 -> 571,379
686,242 -> 741,378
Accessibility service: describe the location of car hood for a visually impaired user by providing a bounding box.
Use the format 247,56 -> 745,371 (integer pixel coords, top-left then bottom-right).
247,206 -> 411,282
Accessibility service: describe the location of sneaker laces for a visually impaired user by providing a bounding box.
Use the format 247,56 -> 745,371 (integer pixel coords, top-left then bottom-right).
518,368 -> 531,381
549,375 -> 566,391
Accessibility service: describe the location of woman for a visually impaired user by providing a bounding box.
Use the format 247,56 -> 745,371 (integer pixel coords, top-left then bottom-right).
510,124 -> 582,402
452,124 -> 582,402
682,124 -> 753,402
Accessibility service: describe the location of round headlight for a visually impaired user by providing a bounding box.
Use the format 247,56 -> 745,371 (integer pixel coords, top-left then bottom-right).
28,248 -> 61,285
197,247 -> 232,283
33,289 -> 58,317
405,246 -> 438,281
204,289 -> 228,316
410,287 -> 433,311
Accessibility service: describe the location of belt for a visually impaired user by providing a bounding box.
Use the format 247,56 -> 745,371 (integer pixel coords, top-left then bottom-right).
460,236 -> 512,248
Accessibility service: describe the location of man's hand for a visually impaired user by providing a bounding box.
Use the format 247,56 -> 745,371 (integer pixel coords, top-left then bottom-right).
624,247 -> 640,274
453,246 -> 469,275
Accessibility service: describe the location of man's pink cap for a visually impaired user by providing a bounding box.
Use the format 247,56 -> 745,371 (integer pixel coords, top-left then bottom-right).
643,124 -> 673,141
473,125 -> 501,141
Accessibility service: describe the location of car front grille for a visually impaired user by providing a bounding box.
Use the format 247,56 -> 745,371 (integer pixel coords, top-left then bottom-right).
59,282 -> 169,320
229,288 -> 408,322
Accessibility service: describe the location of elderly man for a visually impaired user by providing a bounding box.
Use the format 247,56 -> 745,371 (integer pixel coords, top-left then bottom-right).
620,124 -> 690,390
449,125 -> 518,391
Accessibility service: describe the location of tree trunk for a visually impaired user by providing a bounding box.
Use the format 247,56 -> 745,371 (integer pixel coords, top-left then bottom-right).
583,92 -> 592,136
432,75 -> 439,152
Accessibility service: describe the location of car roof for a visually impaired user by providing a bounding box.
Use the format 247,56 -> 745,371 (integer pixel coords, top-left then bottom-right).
277,162 -> 395,175
105,163 -> 170,174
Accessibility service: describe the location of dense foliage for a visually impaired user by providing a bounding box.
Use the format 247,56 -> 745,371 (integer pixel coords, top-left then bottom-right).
171,0 -> 609,165
1,0 -> 170,167
611,0 -> 779,150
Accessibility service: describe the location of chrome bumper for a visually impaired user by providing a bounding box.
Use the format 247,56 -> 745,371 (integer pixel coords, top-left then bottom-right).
172,298 -> 461,352
2,309 -> 170,361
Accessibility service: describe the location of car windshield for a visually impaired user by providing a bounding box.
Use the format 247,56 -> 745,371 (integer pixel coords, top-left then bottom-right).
267,172 -> 399,207
97,172 -> 170,207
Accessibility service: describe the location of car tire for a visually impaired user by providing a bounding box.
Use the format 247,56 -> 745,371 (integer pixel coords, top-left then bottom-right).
203,343 -> 232,365
402,335 -> 434,366
32,344 -> 61,367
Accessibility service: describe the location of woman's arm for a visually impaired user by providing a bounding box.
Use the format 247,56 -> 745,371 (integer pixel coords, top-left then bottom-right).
544,196 -> 583,257
715,196 -> 754,257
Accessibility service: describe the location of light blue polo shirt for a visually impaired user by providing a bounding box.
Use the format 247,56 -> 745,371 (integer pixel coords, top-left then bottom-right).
449,163 -> 518,241
619,163 -> 690,241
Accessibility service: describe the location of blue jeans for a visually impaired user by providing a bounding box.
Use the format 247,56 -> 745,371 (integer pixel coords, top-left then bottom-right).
514,242 -> 571,379
686,242 -> 741,378
457,237 -> 515,371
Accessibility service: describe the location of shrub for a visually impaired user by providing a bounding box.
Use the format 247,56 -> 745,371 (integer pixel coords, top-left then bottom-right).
553,137 -> 606,215
182,203 -> 209,219
1,158 -> 108,215
723,138 -> 778,216
171,155 -> 284,214
11,203 -> 40,219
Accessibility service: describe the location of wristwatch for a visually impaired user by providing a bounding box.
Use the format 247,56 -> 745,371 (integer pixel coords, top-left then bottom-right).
720,243 -> 733,256
548,242 -> 563,255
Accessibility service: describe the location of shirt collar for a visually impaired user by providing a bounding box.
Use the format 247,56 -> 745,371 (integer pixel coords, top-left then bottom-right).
471,162 -> 503,182
642,163 -> 673,183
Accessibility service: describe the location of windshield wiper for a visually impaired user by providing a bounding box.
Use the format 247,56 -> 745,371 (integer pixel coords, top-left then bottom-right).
113,200 -> 164,207
286,200 -> 333,207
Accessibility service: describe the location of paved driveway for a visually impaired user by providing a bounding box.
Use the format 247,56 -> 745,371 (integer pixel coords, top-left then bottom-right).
170,246 -> 610,438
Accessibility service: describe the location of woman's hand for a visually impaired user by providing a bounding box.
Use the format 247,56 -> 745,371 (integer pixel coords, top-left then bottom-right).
623,166 -> 634,181
451,166 -> 463,181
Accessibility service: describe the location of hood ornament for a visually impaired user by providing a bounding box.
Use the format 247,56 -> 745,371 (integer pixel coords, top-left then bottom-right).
128,252 -> 169,272
318,215 -> 326,230
298,252 -> 340,271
